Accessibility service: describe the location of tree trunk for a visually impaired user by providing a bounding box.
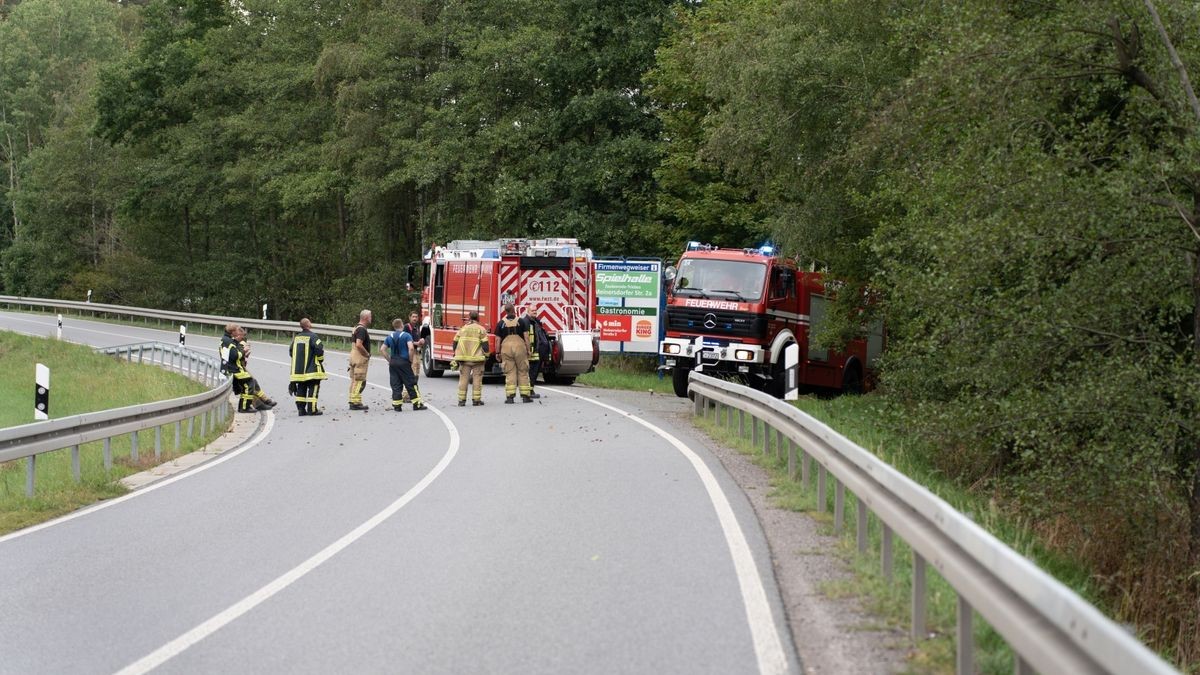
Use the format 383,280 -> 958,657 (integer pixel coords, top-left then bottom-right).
1190,239 -> 1200,562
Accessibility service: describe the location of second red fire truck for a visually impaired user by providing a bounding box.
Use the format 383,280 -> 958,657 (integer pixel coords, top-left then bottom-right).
419,238 -> 600,384
659,242 -> 883,398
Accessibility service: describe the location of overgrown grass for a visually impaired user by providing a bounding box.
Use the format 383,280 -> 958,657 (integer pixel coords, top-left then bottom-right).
0,332 -> 230,535
577,354 -> 673,394
695,394 -> 1103,675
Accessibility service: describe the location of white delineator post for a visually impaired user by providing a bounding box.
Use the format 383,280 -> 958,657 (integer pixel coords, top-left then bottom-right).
86,289 -> 92,303
56,314 -> 63,340
784,342 -> 800,401
35,363 -> 50,420
179,325 -> 187,346
261,304 -> 268,320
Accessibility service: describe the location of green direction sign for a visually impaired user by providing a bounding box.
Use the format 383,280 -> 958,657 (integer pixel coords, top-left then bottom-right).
595,262 -> 660,299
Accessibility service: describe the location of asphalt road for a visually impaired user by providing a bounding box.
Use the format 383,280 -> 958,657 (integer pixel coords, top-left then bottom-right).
0,312 -> 800,674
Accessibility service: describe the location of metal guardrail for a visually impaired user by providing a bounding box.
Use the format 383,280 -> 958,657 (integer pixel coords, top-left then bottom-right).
687,371 -> 1177,675
0,295 -> 394,341
0,342 -> 233,497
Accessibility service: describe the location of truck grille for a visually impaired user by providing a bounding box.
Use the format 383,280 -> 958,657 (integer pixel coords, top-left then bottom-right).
665,307 -> 767,340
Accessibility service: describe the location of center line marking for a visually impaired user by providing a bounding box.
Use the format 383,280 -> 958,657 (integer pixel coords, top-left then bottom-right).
114,403 -> 461,675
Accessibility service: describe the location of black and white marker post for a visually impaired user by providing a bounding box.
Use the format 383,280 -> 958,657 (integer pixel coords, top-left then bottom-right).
86,289 -> 92,303
179,324 -> 187,346
261,303 -> 268,320
784,342 -> 800,401
56,314 -> 63,340
35,363 -> 50,421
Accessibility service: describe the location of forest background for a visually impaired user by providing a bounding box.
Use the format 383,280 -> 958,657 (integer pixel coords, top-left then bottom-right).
2,0 -> 1199,667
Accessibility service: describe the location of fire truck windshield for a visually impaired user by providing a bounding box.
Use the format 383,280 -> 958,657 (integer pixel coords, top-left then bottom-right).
673,259 -> 766,301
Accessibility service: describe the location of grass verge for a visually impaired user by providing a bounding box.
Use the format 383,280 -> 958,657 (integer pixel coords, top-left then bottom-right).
0,332 -> 230,535
694,393 -> 1101,675
577,354 -> 673,394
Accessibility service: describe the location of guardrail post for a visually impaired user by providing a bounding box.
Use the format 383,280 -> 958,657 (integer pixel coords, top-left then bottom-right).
103,437 -> 112,471
137,345 -> 144,364
26,456 -> 35,496
817,465 -> 826,513
801,449 -> 810,491
187,415 -> 194,439
856,496 -> 868,553
751,416 -> 759,445
912,552 -> 927,642
738,409 -> 745,438
174,421 -> 181,451
787,438 -> 797,480
762,422 -> 770,456
71,445 -> 81,482
882,525 -> 894,583
957,595 -> 973,675
130,430 -> 139,462
775,429 -> 783,461
834,479 -> 845,533
693,393 -> 703,416
1014,656 -> 1034,675
154,426 -> 162,460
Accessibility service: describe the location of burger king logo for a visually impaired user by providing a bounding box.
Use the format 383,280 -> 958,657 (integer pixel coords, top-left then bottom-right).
634,320 -> 653,339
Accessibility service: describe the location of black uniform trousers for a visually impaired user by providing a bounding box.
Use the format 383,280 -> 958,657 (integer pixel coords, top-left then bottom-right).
388,358 -> 420,407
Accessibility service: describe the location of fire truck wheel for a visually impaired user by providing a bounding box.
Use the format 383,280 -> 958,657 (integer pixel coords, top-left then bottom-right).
672,365 -> 690,398
423,346 -> 444,378
841,362 -> 863,395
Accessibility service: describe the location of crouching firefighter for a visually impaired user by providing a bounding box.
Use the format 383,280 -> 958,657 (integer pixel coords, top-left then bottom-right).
289,318 -> 327,416
225,326 -> 258,413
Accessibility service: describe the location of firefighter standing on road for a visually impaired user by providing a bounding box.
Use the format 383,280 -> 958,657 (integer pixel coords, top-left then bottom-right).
495,302 -> 533,404
348,309 -> 373,411
289,318 -> 327,416
526,307 -> 550,399
451,310 -> 489,406
381,318 -> 426,411
401,311 -> 423,405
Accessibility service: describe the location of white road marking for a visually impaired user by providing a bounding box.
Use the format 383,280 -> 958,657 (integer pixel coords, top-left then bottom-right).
114,403 -> 461,675
553,388 -> 790,675
0,414 -> 276,546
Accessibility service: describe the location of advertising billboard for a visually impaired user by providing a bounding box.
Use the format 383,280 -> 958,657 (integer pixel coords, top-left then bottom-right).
594,260 -> 662,353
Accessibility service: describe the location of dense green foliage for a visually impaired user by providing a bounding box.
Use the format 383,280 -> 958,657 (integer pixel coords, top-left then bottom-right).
2,0 -> 1198,665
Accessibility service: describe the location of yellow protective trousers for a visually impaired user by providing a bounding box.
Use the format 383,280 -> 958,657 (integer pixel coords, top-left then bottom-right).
500,335 -> 531,397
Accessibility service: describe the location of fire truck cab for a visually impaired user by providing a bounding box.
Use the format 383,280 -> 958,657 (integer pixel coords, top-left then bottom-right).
659,242 -> 882,398
420,238 -> 600,384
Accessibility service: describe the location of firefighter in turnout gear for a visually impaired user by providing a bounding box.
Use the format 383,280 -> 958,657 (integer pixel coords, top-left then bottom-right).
236,330 -> 278,410
451,310 -> 490,406
219,323 -> 238,375
494,302 -> 533,403
526,307 -> 550,399
289,318 -> 327,416
348,309 -> 373,411
225,327 -> 257,413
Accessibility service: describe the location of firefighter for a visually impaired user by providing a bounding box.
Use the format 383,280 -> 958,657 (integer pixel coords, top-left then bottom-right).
526,307 -> 551,399
219,323 -> 238,375
235,329 -> 278,410
381,318 -> 426,411
288,318 -> 327,416
401,311 -> 424,404
348,309 -> 373,411
226,327 -> 257,413
495,302 -> 533,403
450,310 -> 489,406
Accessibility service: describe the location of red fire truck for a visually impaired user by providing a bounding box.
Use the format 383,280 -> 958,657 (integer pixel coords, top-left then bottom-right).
659,242 -> 883,398
419,238 -> 600,384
